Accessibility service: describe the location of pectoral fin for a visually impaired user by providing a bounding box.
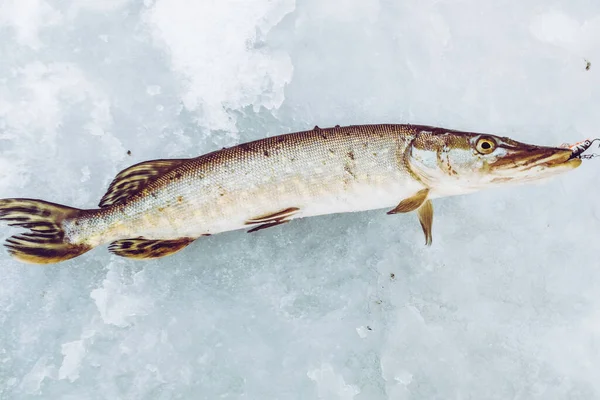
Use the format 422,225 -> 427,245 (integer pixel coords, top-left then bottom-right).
387,189 -> 429,214
417,200 -> 433,246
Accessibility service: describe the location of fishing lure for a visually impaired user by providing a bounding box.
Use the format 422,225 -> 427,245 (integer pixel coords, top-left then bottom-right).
561,138 -> 600,159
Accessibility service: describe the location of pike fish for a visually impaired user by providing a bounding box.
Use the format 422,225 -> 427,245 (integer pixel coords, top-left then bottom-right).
0,124 -> 583,264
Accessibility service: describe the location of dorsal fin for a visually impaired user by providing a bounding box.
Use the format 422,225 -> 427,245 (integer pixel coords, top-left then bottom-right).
99,159 -> 186,208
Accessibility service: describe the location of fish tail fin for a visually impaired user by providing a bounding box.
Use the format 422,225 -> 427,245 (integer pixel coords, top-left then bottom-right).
0,198 -> 92,264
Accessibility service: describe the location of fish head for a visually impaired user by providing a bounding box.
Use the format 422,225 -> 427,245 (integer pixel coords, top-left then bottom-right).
406,128 -> 581,197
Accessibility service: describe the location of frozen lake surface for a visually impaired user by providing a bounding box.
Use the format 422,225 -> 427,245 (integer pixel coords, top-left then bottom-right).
1,0 -> 600,399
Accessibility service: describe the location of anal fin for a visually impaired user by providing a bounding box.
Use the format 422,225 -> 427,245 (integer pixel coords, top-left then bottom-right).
108,237 -> 195,259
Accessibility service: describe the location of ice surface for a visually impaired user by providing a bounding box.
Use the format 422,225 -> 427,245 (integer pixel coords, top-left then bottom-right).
1,0 -> 600,399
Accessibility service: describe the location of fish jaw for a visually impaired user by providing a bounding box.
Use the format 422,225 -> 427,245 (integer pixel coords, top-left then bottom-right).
483,145 -> 581,185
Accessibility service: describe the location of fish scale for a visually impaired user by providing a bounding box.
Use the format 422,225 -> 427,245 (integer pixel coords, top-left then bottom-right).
72,124 -> 425,245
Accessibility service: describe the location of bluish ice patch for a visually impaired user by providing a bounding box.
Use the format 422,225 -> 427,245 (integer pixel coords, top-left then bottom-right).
1,0 -> 600,399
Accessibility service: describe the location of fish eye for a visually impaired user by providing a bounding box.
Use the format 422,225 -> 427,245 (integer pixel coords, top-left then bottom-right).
475,137 -> 496,154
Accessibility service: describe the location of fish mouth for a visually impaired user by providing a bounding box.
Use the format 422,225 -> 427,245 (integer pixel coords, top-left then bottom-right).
536,147 -> 579,168
539,147 -> 583,170
494,146 -> 580,171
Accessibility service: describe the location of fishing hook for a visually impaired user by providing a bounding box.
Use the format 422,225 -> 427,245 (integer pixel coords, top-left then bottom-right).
564,138 -> 600,159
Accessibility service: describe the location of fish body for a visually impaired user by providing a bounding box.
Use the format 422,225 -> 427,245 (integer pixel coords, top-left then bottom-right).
0,124 -> 582,264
